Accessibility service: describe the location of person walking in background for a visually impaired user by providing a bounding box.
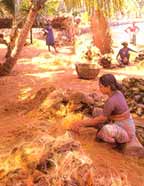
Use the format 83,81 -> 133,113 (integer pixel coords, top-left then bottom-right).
44,21 -> 57,53
125,22 -> 139,45
116,42 -> 137,67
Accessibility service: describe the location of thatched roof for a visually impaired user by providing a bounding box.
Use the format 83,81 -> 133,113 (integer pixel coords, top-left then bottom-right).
0,18 -> 12,28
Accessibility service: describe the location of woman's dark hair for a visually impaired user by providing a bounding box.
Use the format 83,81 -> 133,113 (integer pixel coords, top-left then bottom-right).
99,74 -> 122,91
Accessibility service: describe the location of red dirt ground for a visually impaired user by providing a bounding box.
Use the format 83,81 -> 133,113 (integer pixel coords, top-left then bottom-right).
0,45 -> 144,186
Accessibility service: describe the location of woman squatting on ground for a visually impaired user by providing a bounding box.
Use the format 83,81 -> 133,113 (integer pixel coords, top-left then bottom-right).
70,74 -> 137,148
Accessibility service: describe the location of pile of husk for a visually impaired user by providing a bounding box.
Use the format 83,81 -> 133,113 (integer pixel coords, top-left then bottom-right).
0,132 -> 130,186
2,87 -> 105,120
136,126 -> 144,146
52,16 -> 75,46
0,88 -> 142,185
0,132 -> 94,186
135,50 -> 144,62
51,16 -> 72,30
122,78 -> 144,117
99,57 -> 111,68
35,89 -> 105,122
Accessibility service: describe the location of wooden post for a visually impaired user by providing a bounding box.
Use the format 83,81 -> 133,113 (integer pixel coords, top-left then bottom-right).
30,28 -> 33,44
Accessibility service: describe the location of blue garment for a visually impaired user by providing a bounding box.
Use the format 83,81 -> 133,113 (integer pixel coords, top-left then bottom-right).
118,47 -> 133,59
117,47 -> 136,64
45,25 -> 55,46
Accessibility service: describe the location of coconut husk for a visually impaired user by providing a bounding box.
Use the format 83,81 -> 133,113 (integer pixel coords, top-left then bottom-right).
122,78 -> 144,117
0,132 -> 98,186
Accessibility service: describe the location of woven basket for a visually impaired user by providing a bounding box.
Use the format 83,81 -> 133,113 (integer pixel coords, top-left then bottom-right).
75,63 -> 100,80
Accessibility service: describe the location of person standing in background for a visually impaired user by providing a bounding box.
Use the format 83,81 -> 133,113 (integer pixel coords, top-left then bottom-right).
125,22 -> 139,45
44,21 -> 57,53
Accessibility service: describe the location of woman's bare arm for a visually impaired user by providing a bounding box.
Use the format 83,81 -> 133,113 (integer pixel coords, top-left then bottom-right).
70,114 -> 108,133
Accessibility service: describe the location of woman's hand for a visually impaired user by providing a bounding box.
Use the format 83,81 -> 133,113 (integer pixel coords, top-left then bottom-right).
69,117 -> 96,134
69,115 -> 107,134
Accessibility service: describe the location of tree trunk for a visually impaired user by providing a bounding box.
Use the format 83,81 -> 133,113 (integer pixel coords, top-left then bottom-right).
5,17 -> 19,58
0,2 -> 46,76
91,10 -> 112,54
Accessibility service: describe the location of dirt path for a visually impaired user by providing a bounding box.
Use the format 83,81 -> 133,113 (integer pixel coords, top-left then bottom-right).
0,46 -> 144,186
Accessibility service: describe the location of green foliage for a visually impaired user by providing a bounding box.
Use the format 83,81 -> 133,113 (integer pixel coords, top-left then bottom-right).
122,0 -> 139,16
64,0 -> 82,12
0,0 -> 59,20
20,0 -> 30,14
0,0 -> 15,17
39,0 -> 59,16
20,0 -> 60,16
64,0 -> 141,17
64,0 -> 125,16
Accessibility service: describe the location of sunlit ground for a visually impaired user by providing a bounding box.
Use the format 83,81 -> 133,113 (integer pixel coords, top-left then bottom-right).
18,27 -> 144,83
1,22 -> 144,103
0,22 -> 144,186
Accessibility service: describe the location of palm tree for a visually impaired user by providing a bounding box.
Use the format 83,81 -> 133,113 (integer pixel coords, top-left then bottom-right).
0,0 -> 17,57
0,0 -> 47,76
64,0 -> 138,54
0,0 -> 139,75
